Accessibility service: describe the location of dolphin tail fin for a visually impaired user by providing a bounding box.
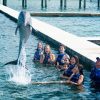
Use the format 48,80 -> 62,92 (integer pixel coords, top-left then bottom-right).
3,59 -> 18,67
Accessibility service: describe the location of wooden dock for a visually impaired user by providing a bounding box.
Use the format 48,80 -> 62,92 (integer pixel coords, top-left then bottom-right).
0,4 -> 100,68
1,0 -> 100,9
30,12 -> 100,17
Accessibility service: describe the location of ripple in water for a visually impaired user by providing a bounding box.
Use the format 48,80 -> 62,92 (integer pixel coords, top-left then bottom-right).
8,45 -> 31,85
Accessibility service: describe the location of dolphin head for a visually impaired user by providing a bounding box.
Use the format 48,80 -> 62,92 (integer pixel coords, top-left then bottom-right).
18,11 -> 32,27
17,11 -> 32,40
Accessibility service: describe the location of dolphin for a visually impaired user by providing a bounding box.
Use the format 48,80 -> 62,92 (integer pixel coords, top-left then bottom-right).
3,11 -> 36,66
15,11 -> 33,59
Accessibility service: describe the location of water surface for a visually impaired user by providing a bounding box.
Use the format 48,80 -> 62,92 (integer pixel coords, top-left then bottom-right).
7,0 -> 100,13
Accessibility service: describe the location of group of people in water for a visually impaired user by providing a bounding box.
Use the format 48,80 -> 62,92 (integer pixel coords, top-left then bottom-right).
33,41 -> 100,87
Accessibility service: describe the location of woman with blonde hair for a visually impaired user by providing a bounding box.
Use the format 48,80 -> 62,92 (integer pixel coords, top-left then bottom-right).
40,44 -> 55,65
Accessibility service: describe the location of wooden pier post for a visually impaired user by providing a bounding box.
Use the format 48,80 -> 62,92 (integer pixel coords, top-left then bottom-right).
83,0 -> 86,9
41,0 -> 47,8
60,0 -> 67,9
25,0 -> 27,8
22,0 -> 24,8
79,0 -> 82,9
60,0 -> 63,9
41,0 -> 43,8
45,0 -> 47,8
98,0 -> 100,9
3,0 -> 7,6
22,0 -> 27,8
64,0 -> 67,9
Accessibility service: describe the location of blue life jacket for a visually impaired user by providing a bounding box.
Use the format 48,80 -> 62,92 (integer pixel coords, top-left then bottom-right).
43,53 -> 51,64
63,64 -> 75,77
34,48 -> 43,61
56,53 -> 65,65
71,73 -> 80,83
90,67 -> 100,84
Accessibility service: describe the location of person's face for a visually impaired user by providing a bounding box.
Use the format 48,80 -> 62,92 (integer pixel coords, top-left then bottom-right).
63,55 -> 70,64
70,57 -> 76,65
38,43 -> 42,49
96,61 -> 100,68
45,46 -> 50,53
72,67 -> 78,73
59,46 -> 65,53
66,59 -> 70,64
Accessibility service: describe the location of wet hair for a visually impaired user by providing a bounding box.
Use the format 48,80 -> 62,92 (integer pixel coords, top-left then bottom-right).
59,44 -> 65,49
96,57 -> 100,63
74,65 -> 84,75
44,44 -> 51,54
96,57 -> 100,61
70,55 -> 79,65
36,41 -> 43,50
71,55 -> 84,75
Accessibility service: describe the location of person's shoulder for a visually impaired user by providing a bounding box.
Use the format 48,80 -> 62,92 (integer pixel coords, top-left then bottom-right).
91,66 -> 96,72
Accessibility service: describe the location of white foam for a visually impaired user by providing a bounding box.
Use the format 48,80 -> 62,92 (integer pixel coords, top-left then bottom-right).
8,46 -> 31,85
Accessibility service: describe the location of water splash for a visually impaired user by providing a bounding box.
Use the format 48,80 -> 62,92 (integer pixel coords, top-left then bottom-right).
8,46 -> 31,85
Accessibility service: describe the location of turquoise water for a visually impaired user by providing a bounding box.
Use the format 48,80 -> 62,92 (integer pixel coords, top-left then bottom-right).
7,0 -> 100,13
0,12 -> 100,99
36,17 -> 100,37
0,0 -> 100,99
